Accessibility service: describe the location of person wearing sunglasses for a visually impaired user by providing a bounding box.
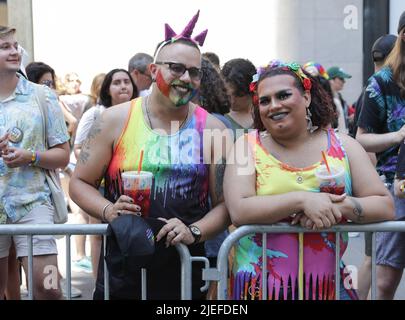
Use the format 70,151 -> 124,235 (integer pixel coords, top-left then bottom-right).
70,11 -> 231,300
26,62 -> 56,89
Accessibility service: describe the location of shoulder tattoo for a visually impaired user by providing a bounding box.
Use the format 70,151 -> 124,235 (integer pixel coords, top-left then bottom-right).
78,115 -> 103,165
214,157 -> 226,200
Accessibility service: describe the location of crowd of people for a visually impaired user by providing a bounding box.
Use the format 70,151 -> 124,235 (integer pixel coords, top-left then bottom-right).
1,9 -> 405,300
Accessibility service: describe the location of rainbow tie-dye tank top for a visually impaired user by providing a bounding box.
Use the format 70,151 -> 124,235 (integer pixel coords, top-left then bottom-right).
230,128 -> 355,300
104,97 -> 210,224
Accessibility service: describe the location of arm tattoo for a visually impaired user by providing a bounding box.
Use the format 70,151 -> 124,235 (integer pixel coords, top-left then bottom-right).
78,149 -> 90,165
214,157 -> 226,200
349,197 -> 364,222
78,115 -> 103,165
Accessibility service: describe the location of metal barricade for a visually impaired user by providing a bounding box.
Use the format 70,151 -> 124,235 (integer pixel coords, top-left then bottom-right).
213,221 -> 405,300
0,224 -> 202,300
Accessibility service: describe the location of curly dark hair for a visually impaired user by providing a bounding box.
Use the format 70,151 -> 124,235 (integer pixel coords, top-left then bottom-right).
221,58 -> 256,97
202,52 -> 220,68
198,58 -> 230,114
99,69 -> 138,108
253,67 -> 335,131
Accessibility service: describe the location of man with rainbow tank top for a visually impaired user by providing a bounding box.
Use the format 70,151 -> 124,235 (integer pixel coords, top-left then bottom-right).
223,60 -> 394,300
70,11 -> 231,299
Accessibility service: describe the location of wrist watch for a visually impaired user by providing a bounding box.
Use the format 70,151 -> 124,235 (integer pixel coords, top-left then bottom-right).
188,225 -> 201,244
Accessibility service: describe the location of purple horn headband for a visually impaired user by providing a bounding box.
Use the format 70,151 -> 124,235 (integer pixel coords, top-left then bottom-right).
164,10 -> 208,46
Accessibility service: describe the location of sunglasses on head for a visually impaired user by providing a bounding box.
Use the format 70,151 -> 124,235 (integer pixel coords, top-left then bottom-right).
155,61 -> 202,80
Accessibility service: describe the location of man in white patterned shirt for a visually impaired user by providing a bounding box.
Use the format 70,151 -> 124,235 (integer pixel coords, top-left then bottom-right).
0,26 -> 70,299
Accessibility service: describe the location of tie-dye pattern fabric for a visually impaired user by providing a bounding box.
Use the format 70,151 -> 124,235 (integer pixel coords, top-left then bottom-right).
0,76 -> 69,223
231,129 -> 354,300
358,67 -> 405,184
104,97 -> 209,225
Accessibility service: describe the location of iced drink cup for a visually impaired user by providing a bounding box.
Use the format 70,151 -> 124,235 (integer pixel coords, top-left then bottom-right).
121,171 -> 153,217
315,165 -> 345,195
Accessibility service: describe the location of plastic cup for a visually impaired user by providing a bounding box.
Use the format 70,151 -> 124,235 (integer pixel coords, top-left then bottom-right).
315,165 -> 345,195
121,171 -> 153,217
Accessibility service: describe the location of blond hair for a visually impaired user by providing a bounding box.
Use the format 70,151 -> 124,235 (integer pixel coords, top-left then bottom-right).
384,29 -> 405,98
0,26 -> 16,38
89,73 -> 106,106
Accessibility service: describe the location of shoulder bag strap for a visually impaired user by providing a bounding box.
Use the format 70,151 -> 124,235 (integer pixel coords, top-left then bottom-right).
34,84 -> 49,149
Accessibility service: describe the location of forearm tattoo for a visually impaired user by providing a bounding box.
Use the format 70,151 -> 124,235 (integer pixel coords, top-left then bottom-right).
78,115 -> 103,165
214,157 -> 226,200
350,197 -> 364,222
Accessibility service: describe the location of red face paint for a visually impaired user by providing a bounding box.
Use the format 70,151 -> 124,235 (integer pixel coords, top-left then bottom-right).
155,68 -> 198,107
156,69 -> 171,97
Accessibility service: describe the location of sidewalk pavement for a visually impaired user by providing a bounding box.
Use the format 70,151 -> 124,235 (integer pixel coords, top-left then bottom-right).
55,212 -> 95,300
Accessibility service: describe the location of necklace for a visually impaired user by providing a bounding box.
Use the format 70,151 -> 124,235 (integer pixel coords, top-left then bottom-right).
145,96 -> 190,130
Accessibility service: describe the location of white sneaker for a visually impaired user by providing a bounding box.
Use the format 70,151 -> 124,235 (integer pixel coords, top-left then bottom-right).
20,285 -> 28,298
60,278 -> 82,298
348,232 -> 360,238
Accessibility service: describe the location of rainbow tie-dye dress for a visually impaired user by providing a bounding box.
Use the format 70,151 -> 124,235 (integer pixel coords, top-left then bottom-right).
230,129 -> 356,300
104,97 -> 210,224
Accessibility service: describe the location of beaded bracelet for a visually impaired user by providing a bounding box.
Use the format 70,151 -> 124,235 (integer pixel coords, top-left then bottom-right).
29,151 -> 39,166
30,151 -> 36,165
102,203 -> 113,223
33,151 -> 40,166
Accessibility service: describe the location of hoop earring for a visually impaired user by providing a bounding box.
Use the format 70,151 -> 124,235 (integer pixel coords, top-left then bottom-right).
306,107 -> 318,133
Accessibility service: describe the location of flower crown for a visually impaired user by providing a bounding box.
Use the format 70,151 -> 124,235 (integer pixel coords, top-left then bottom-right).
249,60 -> 312,100
303,61 -> 329,80
154,10 -> 208,61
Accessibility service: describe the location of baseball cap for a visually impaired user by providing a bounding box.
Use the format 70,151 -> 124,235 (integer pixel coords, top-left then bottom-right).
105,215 -> 167,272
327,66 -> 352,80
371,34 -> 397,62
103,214 -> 173,299
398,11 -> 405,34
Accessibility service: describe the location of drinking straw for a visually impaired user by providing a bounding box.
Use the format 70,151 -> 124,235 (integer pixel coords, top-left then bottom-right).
137,149 -> 144,174
321,150 -> 331,174
298,232 -> 304,300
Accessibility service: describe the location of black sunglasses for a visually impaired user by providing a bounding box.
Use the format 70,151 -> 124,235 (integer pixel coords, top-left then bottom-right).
155,61 -> 202,80
41,79 -> 55,88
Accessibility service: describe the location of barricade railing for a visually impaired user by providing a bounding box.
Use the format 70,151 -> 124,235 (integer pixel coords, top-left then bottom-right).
0,224 -> 200,300
212,221 -> 405,300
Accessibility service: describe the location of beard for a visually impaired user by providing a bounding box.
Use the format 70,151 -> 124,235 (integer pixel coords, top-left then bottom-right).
155,70 -> 197,107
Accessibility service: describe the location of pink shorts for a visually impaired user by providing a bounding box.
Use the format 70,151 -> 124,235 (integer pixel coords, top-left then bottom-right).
0,203 -> 58,259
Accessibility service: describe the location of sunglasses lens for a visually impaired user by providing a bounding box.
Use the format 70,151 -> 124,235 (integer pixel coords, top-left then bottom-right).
42,80 -> 54,88
189,68 -> 202,80
170,63 -> 186,76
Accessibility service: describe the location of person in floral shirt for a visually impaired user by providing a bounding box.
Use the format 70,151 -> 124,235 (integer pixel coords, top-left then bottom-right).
0,26 -> 70,299
356,11 -> 405,300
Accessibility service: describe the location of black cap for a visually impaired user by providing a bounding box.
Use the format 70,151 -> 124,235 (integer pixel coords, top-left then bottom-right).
105,215 -> 167,272
398,11 -> 405,34
96,215 -> 176,299
371,34 -> 397,62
